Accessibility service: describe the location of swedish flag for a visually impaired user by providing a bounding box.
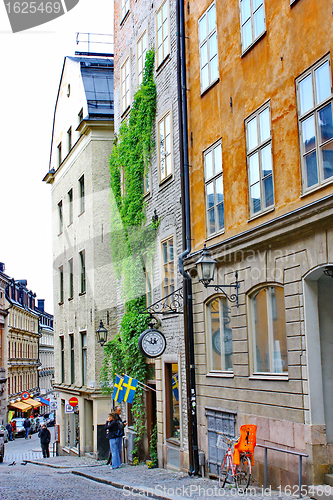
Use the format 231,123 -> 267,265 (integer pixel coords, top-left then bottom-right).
172,374 -> 179,401
112,375 -> 124,403
122,375 -> 138,404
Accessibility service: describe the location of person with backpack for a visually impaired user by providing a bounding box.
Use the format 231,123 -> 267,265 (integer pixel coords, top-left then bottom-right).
23,417 -> 31,439
105,412 -> 121,469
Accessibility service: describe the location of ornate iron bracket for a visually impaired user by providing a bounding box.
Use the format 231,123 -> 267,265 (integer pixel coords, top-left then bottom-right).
139,287 -> 183,318
203,271 -> 240,307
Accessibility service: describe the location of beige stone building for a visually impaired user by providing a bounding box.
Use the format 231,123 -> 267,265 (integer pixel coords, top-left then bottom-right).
43,54 -> 115,457
0,263 -> 10,425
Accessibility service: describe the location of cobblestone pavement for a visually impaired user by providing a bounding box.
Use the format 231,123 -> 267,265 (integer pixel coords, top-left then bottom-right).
0,455 -> 316,500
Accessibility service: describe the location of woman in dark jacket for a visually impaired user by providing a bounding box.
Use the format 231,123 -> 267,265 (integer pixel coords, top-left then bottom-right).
105,412 -> 121,469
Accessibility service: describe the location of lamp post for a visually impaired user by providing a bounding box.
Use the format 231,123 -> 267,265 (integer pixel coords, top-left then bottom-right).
195,244 -> 240,306
96,320 -> 108,346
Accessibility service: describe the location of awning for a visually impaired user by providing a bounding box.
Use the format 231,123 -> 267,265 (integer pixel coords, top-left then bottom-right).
25,398 -> 42,408
9,401 -> 32,411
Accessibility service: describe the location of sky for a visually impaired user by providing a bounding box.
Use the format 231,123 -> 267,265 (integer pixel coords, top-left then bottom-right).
0,0 -> 114,314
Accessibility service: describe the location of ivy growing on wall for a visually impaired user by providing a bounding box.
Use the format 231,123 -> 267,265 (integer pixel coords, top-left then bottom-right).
100,49 -> 157,458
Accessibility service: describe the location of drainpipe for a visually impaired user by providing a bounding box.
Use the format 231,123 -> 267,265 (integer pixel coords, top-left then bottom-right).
177,0 -> 199,476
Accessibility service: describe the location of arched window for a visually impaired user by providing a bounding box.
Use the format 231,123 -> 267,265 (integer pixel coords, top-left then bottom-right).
250,286 -> 288,374
206,296 -> 233,373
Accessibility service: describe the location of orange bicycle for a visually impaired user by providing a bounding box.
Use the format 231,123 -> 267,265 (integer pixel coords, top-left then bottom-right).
218,424 -> 257,490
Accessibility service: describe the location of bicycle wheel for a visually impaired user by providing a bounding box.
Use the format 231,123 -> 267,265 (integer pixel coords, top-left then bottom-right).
235,454 -> 251,490
219,460 -> 233,488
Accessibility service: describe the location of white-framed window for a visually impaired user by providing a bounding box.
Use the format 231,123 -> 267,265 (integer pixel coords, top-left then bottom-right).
68,258 -> 74,299
121,0 -> 130,21
240,0 -> 266,53
58,200 -> 63,234
249,286 -> 288,375
121,57 -> 131,114
245,102 -> 274,217
81,332 -> 87,386
156,0 -> 169,67
158,111 -> 172,181
58,142 -> 62,166
143,159 -> 150,194
68,188 -> 73,225
137,31 -> 147,87
161,236 -> 174,301
206,296 -> 233,373
204,141 -> 224,236
67,127 -> 72,152
79,175 -> 85,214
59,266 -> 64,304
198,2 -> 218,93
296,56 -> 333,191
79,250 -> 86,294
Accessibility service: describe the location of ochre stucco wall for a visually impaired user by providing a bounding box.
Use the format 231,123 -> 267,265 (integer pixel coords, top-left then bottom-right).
186,0 -> 333,253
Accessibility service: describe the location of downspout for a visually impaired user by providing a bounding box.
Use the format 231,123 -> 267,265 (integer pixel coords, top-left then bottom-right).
177,0 -> 199,476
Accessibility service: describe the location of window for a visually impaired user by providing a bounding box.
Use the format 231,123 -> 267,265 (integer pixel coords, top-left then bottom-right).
162,236 -> 174,302
59,266 -> 64,303
156,1 -> 169,67
121,58 -> 130,114
68,188 -> 73,225
69,334 -> 75,384
68,258 -> 74,299
144,258 -> 152,307
165,363 -> 180,440
67,127 -> 72,152
79,175 -> 85,214
296,57 -> 333,191
81,332 -> 87,386
245,103 -> 274,217
250,286 -> 288,374
198,2 -> 218,93
78,108 -> 83,124
58,200 -> 63,234
79,250 -> 86,294
158,112 -> 172,181
137,32 -> 147,87
58,142 -> 62,166
204,142 -> 224,236
121,0 -> 129,21
207,297 -> 233,372
240,0 -> 266,53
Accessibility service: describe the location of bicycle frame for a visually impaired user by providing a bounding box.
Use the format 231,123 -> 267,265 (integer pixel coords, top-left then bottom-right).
219,438 -> 252,490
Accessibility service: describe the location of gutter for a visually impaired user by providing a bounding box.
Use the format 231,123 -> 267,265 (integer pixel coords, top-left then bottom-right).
177,0 -> 199,476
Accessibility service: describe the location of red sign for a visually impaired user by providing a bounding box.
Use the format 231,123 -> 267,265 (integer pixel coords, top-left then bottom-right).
69,397 -> 78,407
21,391 -> 30,400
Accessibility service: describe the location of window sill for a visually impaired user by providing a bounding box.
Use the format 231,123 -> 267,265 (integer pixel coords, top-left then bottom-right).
205,229 -> 225,242
67,223 -> 73,228
78,211 -> 85,218
301,177 -> 333,198
58,301 -> 64,306
120,9 -> 130,26
62,447 -> 71,454
248,205 -> 275,222
206,371 -> 234,378
79,292 -> 86,297
68,297 -> 74,302
70,447 -> 79,455
159,174 -> 173,188
58,231 -> 63,237
201,77 -> 220,98
241,30 -> 267,58
166,438 -> 180,446
249,374 -> 289,381
143,190 -> 151,199
156,54 -> 171,74
290,0 -> 300,6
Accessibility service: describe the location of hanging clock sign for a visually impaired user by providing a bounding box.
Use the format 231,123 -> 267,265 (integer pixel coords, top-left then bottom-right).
138,328 -> 167,358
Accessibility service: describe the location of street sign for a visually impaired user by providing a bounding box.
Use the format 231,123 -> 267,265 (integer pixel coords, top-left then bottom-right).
65,404 -> 74,413
50,401 -> 58,410
69,397 -> 78,407
21,391 -> 30,400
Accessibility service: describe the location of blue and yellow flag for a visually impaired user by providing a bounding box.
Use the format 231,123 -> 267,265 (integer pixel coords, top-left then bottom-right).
172,374 -> 179,401
112,375 -> 124,403
122,375 -> 138,404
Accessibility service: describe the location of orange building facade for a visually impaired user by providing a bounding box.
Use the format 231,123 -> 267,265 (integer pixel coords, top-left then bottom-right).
185,0 -> 333,487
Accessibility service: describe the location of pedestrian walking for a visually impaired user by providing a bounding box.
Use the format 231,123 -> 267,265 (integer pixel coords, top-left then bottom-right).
38,424 -> 51,458
105,412 -> 121,469
11,419 -> 16,440
23,417 -> 31,439
6,422 -> 13,441
114,406 -> 126,465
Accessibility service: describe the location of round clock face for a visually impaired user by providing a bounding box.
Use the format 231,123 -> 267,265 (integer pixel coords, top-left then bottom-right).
138,328 -> 167,358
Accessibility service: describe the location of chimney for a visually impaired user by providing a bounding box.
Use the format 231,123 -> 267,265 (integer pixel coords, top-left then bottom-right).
38,299 -> 45,312
0,263 -> 5,273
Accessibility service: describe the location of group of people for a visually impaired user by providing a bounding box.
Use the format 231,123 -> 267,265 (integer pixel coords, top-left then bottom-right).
105,406 -> 126,469
5,417 -> 51,458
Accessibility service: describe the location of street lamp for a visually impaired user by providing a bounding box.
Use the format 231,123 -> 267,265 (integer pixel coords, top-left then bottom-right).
195,244 -> 240,306
96,320 -> 108,346
324,266 -> 333,278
